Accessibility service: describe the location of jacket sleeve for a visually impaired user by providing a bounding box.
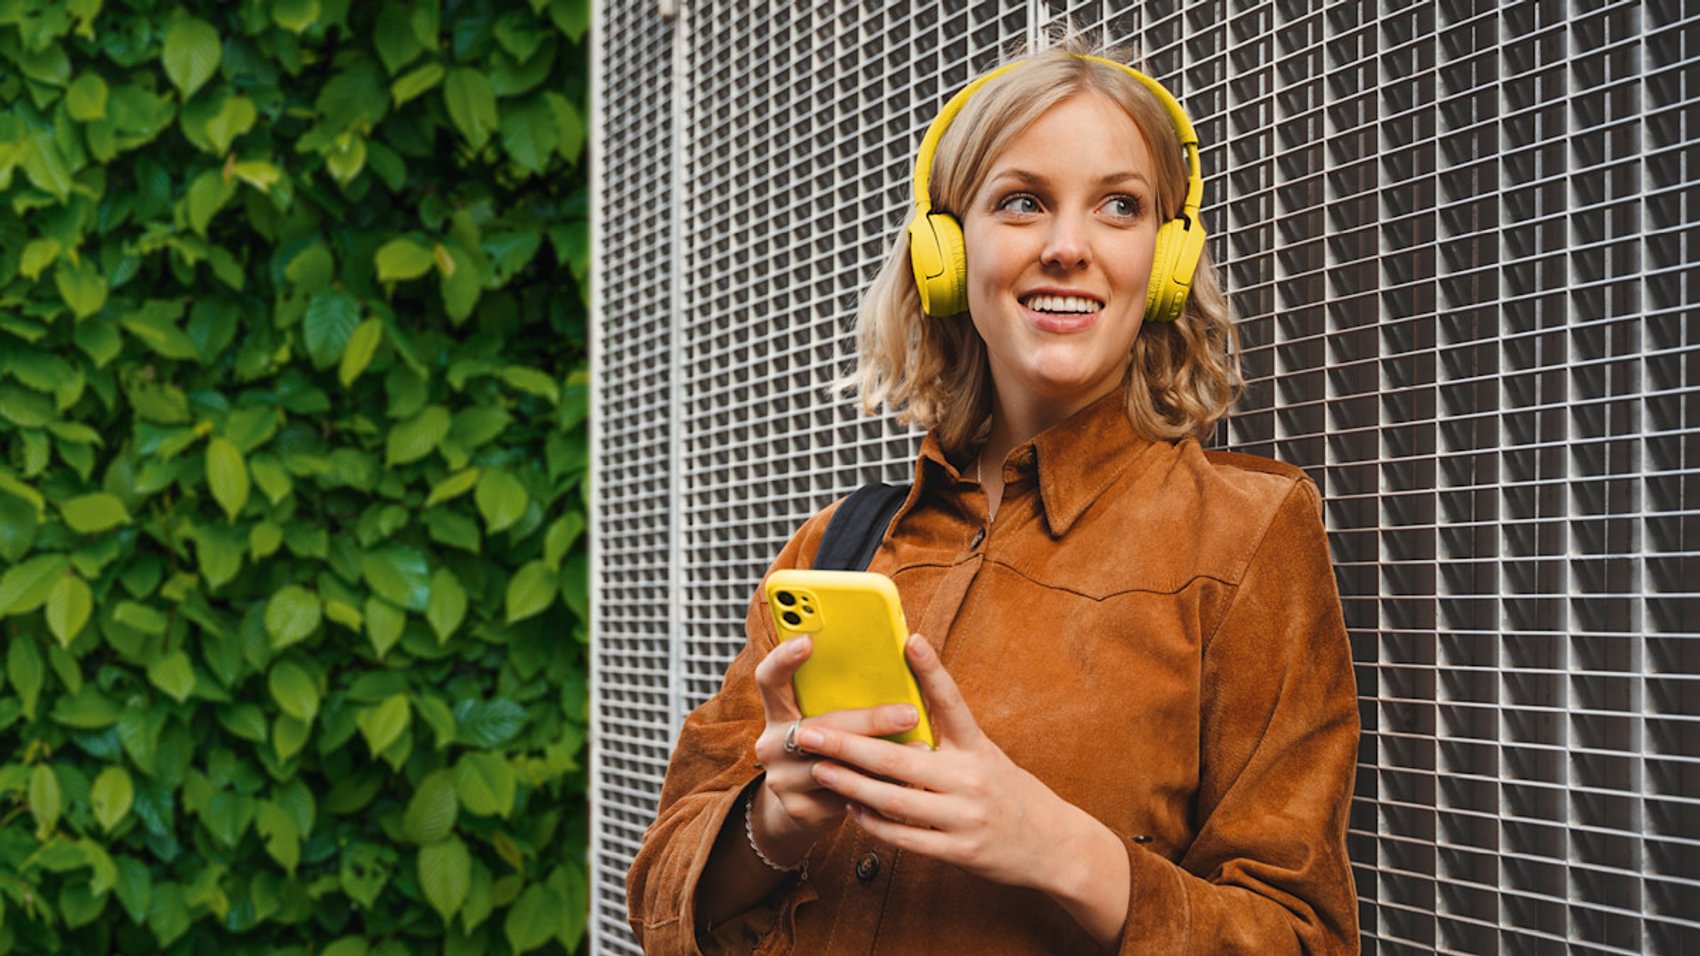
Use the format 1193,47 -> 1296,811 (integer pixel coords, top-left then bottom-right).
1117,478 -> 1361,954
625,509 -> 834,955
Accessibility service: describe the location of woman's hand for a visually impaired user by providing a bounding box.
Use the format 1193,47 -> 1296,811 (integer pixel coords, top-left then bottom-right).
748,635 -> 922,865
795,635 -> 1132,945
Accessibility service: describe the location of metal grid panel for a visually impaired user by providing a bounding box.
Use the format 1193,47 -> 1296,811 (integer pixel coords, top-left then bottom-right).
676,2 -> 1026,710
592,2 -> 1700,953
590,3 -> 675,952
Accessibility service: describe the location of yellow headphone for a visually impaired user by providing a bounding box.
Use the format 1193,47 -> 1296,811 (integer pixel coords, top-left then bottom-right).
906,54 -> 1206,322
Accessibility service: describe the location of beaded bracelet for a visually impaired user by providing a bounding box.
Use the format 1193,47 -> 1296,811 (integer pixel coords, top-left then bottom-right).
743,789 -> 807,876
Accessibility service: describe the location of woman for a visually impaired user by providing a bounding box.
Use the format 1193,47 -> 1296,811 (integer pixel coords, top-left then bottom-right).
628,45 -> 1360,954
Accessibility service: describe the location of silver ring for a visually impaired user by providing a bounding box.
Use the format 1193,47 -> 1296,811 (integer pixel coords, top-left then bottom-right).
783,718 -> 804,756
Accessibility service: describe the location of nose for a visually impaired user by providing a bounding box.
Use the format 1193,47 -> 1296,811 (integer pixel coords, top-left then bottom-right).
1040,211 -> 1090,270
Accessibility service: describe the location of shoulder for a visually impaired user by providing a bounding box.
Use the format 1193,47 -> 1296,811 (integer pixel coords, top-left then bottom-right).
1180,443 -> 1324,581
1062,440 -> 1322,592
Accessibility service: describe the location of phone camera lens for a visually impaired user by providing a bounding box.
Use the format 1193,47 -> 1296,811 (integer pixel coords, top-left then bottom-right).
782,611 -> 802,627
776,591 -> 796,607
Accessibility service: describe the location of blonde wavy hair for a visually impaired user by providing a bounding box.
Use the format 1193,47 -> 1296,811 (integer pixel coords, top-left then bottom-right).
843,44 -> 1242,452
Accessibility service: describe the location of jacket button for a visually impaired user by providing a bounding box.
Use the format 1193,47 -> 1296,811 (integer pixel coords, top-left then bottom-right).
855,851 -> 881,882
969,528 -> 985,550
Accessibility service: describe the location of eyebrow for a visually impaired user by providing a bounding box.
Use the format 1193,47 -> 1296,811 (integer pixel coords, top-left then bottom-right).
988,168 -> 1152,189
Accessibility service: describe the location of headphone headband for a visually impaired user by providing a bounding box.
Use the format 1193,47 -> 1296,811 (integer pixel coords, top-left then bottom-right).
912,55 -> 1202,226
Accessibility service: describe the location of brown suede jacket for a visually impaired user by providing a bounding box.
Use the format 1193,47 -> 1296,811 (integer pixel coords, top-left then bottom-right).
628,395 -> 1361,954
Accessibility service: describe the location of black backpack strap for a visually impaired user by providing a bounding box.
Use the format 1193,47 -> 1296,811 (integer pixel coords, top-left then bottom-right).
812,483 -> 910,571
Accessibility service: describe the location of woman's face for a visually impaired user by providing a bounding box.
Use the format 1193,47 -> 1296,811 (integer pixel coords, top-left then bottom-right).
961,92 -> 1159,423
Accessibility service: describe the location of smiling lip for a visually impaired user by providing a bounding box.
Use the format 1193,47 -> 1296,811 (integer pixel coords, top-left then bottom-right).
1019,289 -> 1104,333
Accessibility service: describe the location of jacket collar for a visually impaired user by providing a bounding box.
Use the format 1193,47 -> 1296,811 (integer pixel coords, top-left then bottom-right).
914,390 -> 1156,537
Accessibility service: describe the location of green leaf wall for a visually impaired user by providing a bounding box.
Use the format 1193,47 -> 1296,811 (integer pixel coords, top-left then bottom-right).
0,0 -> 591,952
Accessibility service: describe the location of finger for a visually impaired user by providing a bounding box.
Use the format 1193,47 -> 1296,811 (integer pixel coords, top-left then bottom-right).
904,634 -> 983,745
846,802 -> 956,859
800,702 -> 920,740
812,761 -> 951,830
752,635 -> 811,719
798,723 -> 956,792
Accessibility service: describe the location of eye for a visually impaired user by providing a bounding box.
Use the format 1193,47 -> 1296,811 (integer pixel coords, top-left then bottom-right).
1103,195 -> 1143,220
996,193 -> 1041,215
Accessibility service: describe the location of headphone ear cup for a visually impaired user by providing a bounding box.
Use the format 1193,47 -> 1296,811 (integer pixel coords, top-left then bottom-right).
907,212 -> 969,317
1144,217 -> 1207,323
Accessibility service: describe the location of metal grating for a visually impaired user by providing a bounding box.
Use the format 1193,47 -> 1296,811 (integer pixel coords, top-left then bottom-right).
588,2 -> 675,952
592,2 -> 1700,953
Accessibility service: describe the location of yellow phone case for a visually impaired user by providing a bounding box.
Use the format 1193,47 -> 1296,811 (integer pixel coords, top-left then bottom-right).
765,569 -> 934,748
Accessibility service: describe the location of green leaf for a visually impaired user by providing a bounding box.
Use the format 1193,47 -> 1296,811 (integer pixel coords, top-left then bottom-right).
386,404 -> 450,466
203,94 -> 257,153
0,553 -> 70,616
339,318 -> 383,387
358,693 -> 411,755
374,237 -> 434,281
0,384 -> 55,427
92,765 -> 135,832
544,511 -> 585,569
265,585 -> 322,648
365,595 -> 405,658
499,366 -> 559,403
272,0 -> 319,32
438,240 -> 482,323
425,467 -> 480,507
304,289 -> 360,369
506,560 -> 556,623
444,68 -> 499,151
147,651 -> 196,703
426,568 -> 466,642
206,436 -> 250,521
59,492 -> 130,533
20,237 -> 61,279
194,521 -> 245,590
419,837 -> 471,924
403,769 -> 458,844
149,881 -> 191,947
255,800 -> 301,874
30,764 -> 62,838
549,0 -> 590,41
274,714 -> 310,763
374,2 -> 424,73
415,694 -> 456,749
550,861 -> 589,950
475,468 -> 527,534
9,637 -> 44,720
115,855 -> 153,925
67,72 -> 109,121
186,169 -> 235,235
454,699 -> 527,749
392,62 -> 444,106
162,16 -> 222,99
45,573 -> 92,646
360,545 -> 430,611
55,257 -> 108,318
455,753 -> 515,817
500,96 -> 557,174
505,883 -> 559,954
268,660 -> 319,724
546,91 -> 585,163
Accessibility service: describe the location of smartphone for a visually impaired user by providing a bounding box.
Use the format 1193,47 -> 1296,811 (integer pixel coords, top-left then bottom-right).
765,569 -> 933,748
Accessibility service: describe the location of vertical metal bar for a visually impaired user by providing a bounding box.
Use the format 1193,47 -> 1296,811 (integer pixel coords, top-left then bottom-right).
666,0 -> 690,744
587,2 -> 608,947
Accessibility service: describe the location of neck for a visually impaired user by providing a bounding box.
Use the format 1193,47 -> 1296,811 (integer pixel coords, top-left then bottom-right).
980,381 -> 1120,474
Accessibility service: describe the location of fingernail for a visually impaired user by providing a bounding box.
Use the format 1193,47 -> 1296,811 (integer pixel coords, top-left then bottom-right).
793,636 -> 810,655
813,763 -> 836,784
894,705 -> 917,727
799,728 -> 823,749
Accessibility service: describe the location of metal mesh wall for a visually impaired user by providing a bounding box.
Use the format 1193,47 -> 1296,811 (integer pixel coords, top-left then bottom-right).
592,2 -> 1700,953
